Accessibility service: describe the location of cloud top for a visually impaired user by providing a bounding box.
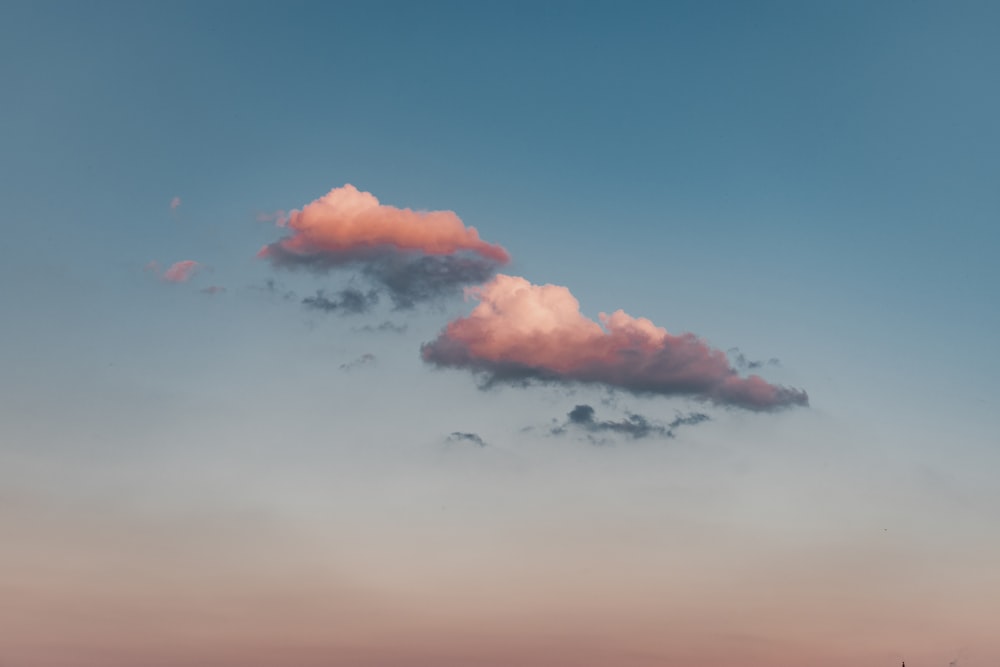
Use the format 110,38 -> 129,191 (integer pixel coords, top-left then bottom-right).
421,274 -> 808,411
259,184 -> 510,266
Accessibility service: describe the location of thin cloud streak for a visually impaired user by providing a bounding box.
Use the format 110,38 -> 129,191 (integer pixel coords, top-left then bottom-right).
447,431 -> 487,447
339,353 -> 376,371
551,404 -> 710,440
302,287 -> 379,315
422,274 -> 808,411
353,321 -> 408,335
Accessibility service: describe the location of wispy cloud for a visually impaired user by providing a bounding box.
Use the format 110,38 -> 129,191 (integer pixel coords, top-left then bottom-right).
728,347 -> 780,370
170,196 -> 181,211
353,321 -> 408,334
161,260 -> 199,283
422,274 -> 808,411
447,431 -> 487,447
551,404 -> 710,440
252,278 -> 296,301
200,285 -> 226,295
256,210 -> 288,227
302,287 -> 379,315
339,353 -> 376,372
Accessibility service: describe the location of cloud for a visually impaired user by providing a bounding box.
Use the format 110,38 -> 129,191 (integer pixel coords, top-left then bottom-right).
354,321 -> 408,334
258,184 -> 510,305
728,347 -> 780,370
260,184 -> 510,264
666,411 -> 712,430
422,274 -> 808,411
339,353 -> 376,371
200,285 -> 226,295
170,196 -> 181,211
302,287 -> 379,315
256,210 -> 288,227
253,278 -> 297,301
362,253 -> 501,309
551,404 -> 710,440
162,260 -> 199,283
447,431 -> 486,447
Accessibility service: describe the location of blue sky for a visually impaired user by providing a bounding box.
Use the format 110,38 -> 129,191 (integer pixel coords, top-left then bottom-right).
1,2 -> 998,666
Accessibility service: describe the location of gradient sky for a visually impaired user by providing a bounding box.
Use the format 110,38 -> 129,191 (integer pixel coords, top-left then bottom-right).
2,2 -> 999,666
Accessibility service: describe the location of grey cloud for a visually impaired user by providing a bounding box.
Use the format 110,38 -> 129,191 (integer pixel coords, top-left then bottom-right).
728,347 -> 781,370
551,404 -> 710,440
354,321 -> 408,334
253,278 -> 297,301
447,431 -> 486,447
303,288 -> 379,315
362,254 -> 501,309
264,244 -> 502,308
339,353 -> 376,372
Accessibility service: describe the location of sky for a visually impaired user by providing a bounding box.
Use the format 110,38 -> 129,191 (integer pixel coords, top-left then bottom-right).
1,1 -> 998,666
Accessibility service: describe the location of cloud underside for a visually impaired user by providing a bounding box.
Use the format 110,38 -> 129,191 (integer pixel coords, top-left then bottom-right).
259,184 -> 509,307
271,249 -> 502,309
422,275 -> 808,411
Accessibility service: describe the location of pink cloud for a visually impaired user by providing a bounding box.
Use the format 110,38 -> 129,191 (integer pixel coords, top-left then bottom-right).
170,196 -> 181,211
258,184 -> 510,266
258,184 -> 511,308
162,260 -> 199,283
421,274 -> 808,411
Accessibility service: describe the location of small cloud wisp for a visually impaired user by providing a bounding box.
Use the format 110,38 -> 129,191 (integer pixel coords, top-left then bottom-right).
551,404 -> 710,440
339,353 -> 376,372
161,260 -> 199,283
447,431 -> 487,447
302,287 -> 379,315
